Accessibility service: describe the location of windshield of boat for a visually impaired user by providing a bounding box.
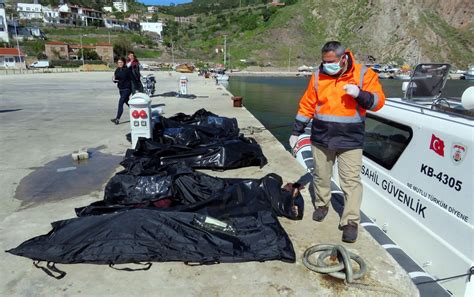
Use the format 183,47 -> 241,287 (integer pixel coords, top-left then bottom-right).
404,64 -> 450,100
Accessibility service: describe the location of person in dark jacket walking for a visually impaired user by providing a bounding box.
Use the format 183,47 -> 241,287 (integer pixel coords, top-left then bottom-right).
127,51 -> 143,93
111,57 -> 132,125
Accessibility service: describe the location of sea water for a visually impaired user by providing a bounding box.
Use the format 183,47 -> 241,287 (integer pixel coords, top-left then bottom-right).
228,77 -> 474,149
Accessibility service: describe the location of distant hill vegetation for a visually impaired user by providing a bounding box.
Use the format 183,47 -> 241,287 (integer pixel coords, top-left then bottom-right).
162,0 -> 473,68
12,0 -> 473,68
160,0 -> 297,16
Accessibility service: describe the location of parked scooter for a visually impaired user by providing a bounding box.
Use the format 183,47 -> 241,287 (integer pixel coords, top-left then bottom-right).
141,74 -> 156,97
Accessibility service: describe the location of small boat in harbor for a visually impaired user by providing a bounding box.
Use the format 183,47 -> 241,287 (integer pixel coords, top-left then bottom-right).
293,64 -> 474,297
449,70 -> 465,80
394,72 -> 411,80
464,65 -> 474,80
176,64 -> 195,73
377,72 -> 392,79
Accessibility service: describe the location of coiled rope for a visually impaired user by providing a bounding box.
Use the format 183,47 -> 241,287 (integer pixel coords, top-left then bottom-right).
303,244 -> 402,296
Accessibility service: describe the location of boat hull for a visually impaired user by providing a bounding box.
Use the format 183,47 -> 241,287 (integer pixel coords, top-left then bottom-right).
292,99 -> 473,296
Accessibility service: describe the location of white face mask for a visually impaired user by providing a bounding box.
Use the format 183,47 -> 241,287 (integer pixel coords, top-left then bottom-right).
323,62 -> 342,75
322,55 -> 346,75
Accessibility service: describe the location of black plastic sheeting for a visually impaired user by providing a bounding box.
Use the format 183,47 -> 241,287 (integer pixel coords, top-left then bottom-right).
137,109 -> 266,171
8,173 -> 301,266
103,166 -> 224,205
121,137 -> 267,174
6,110 -> 299,276
7,210 -> 295,265
154,109 -> 239,146
79,171 -> 304,221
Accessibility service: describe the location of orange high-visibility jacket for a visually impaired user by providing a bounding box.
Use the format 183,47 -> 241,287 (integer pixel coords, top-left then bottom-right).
293,51 -> 386,149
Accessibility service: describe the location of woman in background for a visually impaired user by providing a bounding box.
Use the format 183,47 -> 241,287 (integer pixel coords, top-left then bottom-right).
127,51 -> 143,93
111,57 -> 132,125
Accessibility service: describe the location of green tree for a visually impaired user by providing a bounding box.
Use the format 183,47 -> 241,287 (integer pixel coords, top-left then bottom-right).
82,48 -> 100,60
240,14 -> 259,31
263,7 -> 278,22
113,38 -> 133,60
114,12 -> 125,20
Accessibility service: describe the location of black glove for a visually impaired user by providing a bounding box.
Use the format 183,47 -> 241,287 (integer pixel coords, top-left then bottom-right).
292,119 -> 307,136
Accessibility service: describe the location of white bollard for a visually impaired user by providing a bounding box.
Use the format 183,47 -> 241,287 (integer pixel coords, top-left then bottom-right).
129,92 -> 152,149
179,75 -> 188,95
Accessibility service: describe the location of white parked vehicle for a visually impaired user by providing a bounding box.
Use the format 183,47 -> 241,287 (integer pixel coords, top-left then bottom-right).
29,60 -> 50,68
293,64 -> 474,297
464,65 -> 474,80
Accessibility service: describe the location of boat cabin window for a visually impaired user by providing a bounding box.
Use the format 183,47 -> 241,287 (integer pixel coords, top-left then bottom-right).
363,115 -> 413,170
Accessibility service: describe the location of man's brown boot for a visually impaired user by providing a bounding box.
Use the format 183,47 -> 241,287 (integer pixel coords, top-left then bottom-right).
312,206 -> 329,222
341,221 -> 358,243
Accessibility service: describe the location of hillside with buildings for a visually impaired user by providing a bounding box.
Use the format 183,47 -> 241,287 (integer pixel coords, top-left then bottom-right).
0,0 -> 165,68
0,0 -> 473,69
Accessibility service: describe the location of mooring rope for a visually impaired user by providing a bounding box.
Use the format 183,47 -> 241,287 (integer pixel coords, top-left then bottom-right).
303,244 -> 403,296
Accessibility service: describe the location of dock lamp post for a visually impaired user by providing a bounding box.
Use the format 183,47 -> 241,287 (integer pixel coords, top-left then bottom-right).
13,20 -> 23,73
171,41 -> 175,66
80,34 -> 87,67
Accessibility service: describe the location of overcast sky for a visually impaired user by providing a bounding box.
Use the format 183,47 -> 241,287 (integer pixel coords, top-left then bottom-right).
138,0 -> 192,5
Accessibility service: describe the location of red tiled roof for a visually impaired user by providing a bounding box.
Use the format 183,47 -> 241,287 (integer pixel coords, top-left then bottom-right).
0,48 -> 25,56
69,45 -> 95,49
96,42 -> 112,46
46,41 -> 67,45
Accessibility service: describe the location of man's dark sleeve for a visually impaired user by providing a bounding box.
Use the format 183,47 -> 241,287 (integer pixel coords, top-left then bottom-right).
355,90 -> 375,110
292,119 -> 307,136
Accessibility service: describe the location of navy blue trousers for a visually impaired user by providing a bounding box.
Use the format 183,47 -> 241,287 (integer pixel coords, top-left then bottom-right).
116,88 -> 131,120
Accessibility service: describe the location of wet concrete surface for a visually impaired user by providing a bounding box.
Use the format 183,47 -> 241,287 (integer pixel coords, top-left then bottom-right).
15,148 -> 122,206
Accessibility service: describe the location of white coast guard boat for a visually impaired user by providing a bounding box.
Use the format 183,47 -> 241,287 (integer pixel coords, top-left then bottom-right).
293,64 -> 474,297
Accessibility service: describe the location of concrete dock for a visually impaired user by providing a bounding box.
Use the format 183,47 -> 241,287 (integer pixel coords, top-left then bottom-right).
0,72 -> 418,296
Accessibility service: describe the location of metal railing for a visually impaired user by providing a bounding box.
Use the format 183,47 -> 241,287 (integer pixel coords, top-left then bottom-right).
0,67 -> 80,75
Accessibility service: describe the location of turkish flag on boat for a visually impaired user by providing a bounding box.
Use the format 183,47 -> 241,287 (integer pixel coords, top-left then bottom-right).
429,134 -> 445,157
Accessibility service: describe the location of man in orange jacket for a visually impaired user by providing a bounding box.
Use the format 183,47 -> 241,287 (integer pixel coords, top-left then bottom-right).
289,41 -> 385,243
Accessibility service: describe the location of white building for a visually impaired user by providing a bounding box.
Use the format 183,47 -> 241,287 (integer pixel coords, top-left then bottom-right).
113,1 -> 128,12
103,6 -> 112,13
0,0 -> 8,43
78,7 -> 104,26
105,18 -> 140,31
57,4 -> 103,27
42,6 -> 59,24
140,22 -> 163,37
147,6 -> 157,13
0,48 -> 26,69
17,3 -> 43,20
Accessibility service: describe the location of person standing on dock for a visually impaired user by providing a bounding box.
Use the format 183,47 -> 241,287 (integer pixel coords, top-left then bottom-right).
127,51 -> 144,94
289,41 -> 385,243
111,57 -> 132,125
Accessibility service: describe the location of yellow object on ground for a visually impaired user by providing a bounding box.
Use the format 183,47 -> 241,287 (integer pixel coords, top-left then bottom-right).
79,64 -> 113,72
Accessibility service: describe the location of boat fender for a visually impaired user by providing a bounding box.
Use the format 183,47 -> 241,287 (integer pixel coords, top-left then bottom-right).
461,86 -> 474,109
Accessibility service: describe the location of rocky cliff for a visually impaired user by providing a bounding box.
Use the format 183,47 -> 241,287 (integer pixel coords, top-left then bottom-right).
231,0 -> 473,68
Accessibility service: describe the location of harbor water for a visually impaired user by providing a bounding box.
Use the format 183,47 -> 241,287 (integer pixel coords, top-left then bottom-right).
228,77 -> 474,148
